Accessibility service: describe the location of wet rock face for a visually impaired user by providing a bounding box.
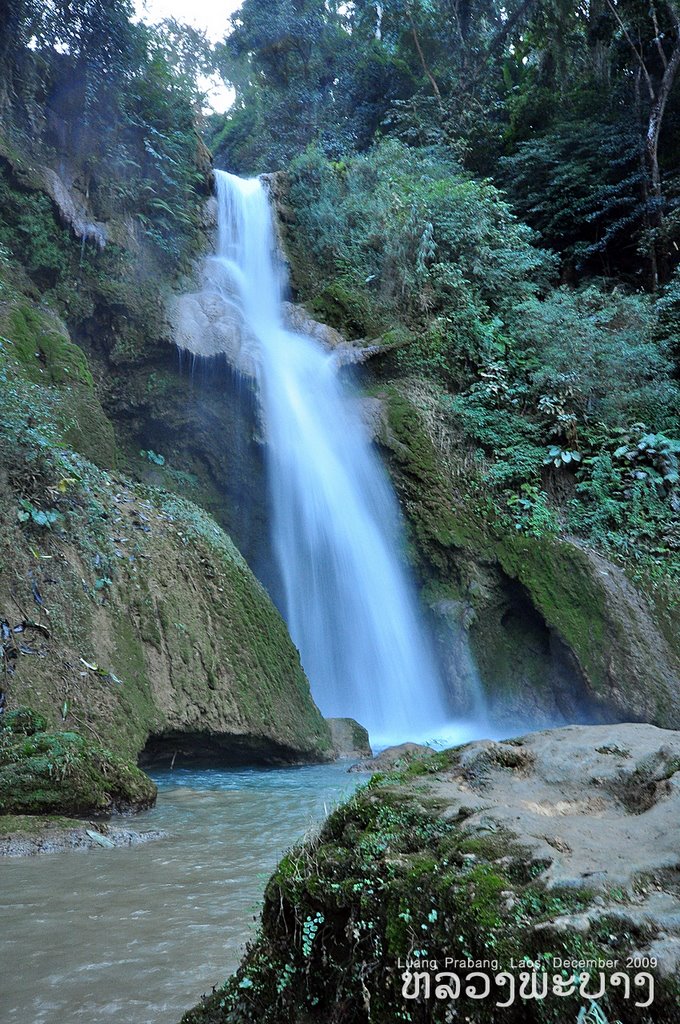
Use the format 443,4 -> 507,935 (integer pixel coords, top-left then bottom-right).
103,354 -> 275,595
377,384 -> 680,733
181,723 -> 680,1024
282,304 -> 385,365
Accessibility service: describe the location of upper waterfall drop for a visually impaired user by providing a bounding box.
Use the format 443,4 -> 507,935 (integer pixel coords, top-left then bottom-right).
205,169 -> 479,748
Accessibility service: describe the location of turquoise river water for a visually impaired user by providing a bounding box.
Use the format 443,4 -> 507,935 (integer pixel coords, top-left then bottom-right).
0,761 -> 359,1024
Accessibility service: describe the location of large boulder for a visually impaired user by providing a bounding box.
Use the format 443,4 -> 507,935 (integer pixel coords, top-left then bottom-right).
349,740 -> 434,772
181,723 -> 680,1024
0,304 -> 332,767
326,717 -> 372,759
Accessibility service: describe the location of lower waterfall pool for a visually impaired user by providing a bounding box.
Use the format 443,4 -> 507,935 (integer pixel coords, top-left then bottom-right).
0,761 -> 360,1024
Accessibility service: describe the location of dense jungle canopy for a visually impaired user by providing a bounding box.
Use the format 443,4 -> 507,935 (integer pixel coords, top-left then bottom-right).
1,0 -> 679,590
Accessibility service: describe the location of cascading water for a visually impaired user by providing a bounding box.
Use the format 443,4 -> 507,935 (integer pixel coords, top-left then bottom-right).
188,169 -> 484,747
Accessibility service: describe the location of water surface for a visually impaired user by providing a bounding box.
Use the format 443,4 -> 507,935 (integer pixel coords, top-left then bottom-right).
0,762 -> 358,1024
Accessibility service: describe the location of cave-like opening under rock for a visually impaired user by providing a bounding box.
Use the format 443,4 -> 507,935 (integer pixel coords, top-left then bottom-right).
138,731 -> 317,769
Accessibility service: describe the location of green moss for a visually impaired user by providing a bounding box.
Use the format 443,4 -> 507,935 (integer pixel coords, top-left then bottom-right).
304,281 -> 386,339
0,707 -> 47,736
0,714 -> 156,816
380,389 -> 477,581
399,748 -> 460,778
3,302 -> 93,386
0,813 -> 85,837
59,387 -> 118,469
378,387 -> 680,724
106,607 -> 159,758
494,534 -> 608,692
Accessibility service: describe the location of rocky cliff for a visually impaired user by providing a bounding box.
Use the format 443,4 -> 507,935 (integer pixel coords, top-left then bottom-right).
377,384 -> 680,731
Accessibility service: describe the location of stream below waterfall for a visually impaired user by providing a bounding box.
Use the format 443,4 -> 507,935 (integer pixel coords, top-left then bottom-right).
0,762 -> 359,1024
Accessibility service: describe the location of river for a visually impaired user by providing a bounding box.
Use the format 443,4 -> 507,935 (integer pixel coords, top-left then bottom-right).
0,762 -> 359,1024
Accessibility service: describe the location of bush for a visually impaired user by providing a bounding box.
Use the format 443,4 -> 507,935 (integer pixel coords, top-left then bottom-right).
288,140 -> 555,381
515,286 -> 679,431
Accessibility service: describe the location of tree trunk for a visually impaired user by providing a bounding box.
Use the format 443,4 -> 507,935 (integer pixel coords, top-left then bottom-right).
646,25 -> 680,200
645,12 -> 680,285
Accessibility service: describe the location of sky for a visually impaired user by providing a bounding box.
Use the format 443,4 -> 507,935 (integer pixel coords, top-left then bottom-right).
133,0 -> 243,111
133,0 -> 242,43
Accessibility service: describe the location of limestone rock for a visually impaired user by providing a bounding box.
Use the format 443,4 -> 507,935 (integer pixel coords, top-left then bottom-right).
1,331 -> 332,767
428,724 -> 680,892
2,476 -> 333,765
182,723 -> 680,1024
40,166 -> 107,248
349,740 -> 435,772
0,815 -> 166,856
282,302 -> 385,365
326,718 -> 372,759
378,383 -> 680,732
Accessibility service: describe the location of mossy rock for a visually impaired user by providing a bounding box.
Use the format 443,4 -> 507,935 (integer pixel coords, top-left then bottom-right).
0,712 -> 156,816
181,725 -> 680,1024
0,812 -> 84,837
0,707 -> 47,736
58,385 -> 118,469
326,717 -> 372,758
494,533 -> 680,726
0,353 -> 330,763
1,301 -> 93,386
378,385 -> 680,730
305,282 -> 385,340
0,292 -> 117,467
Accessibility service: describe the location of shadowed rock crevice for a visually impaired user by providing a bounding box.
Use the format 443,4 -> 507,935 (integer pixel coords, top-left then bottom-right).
139,730 -> 325,768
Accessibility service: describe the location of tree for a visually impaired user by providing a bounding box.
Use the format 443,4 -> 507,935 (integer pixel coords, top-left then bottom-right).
604,0 -> 680,286
212,0 -> 352,170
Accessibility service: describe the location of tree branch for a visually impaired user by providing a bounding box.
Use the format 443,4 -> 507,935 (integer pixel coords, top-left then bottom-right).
605,0 -> 655,100
650,3 -> 668,69
407,7 -> 442,109
647,8 -> 680,192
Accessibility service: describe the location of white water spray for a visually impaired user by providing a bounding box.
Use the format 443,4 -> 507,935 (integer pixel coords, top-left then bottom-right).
191,170 -> 484,747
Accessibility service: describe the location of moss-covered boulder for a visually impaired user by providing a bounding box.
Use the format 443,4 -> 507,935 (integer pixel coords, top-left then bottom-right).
0,708 -> 156,815
494,534 -> 680,727
326,717 -> 372,758
1,457 -> 332,764
0,290 -> 332,767
181,724 -> 680,1024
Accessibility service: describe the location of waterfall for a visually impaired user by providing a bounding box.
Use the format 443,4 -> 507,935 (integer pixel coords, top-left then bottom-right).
189,170 -> 483,748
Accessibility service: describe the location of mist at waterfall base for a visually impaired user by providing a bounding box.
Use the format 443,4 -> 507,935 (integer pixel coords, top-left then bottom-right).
175,170 -> 488,750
